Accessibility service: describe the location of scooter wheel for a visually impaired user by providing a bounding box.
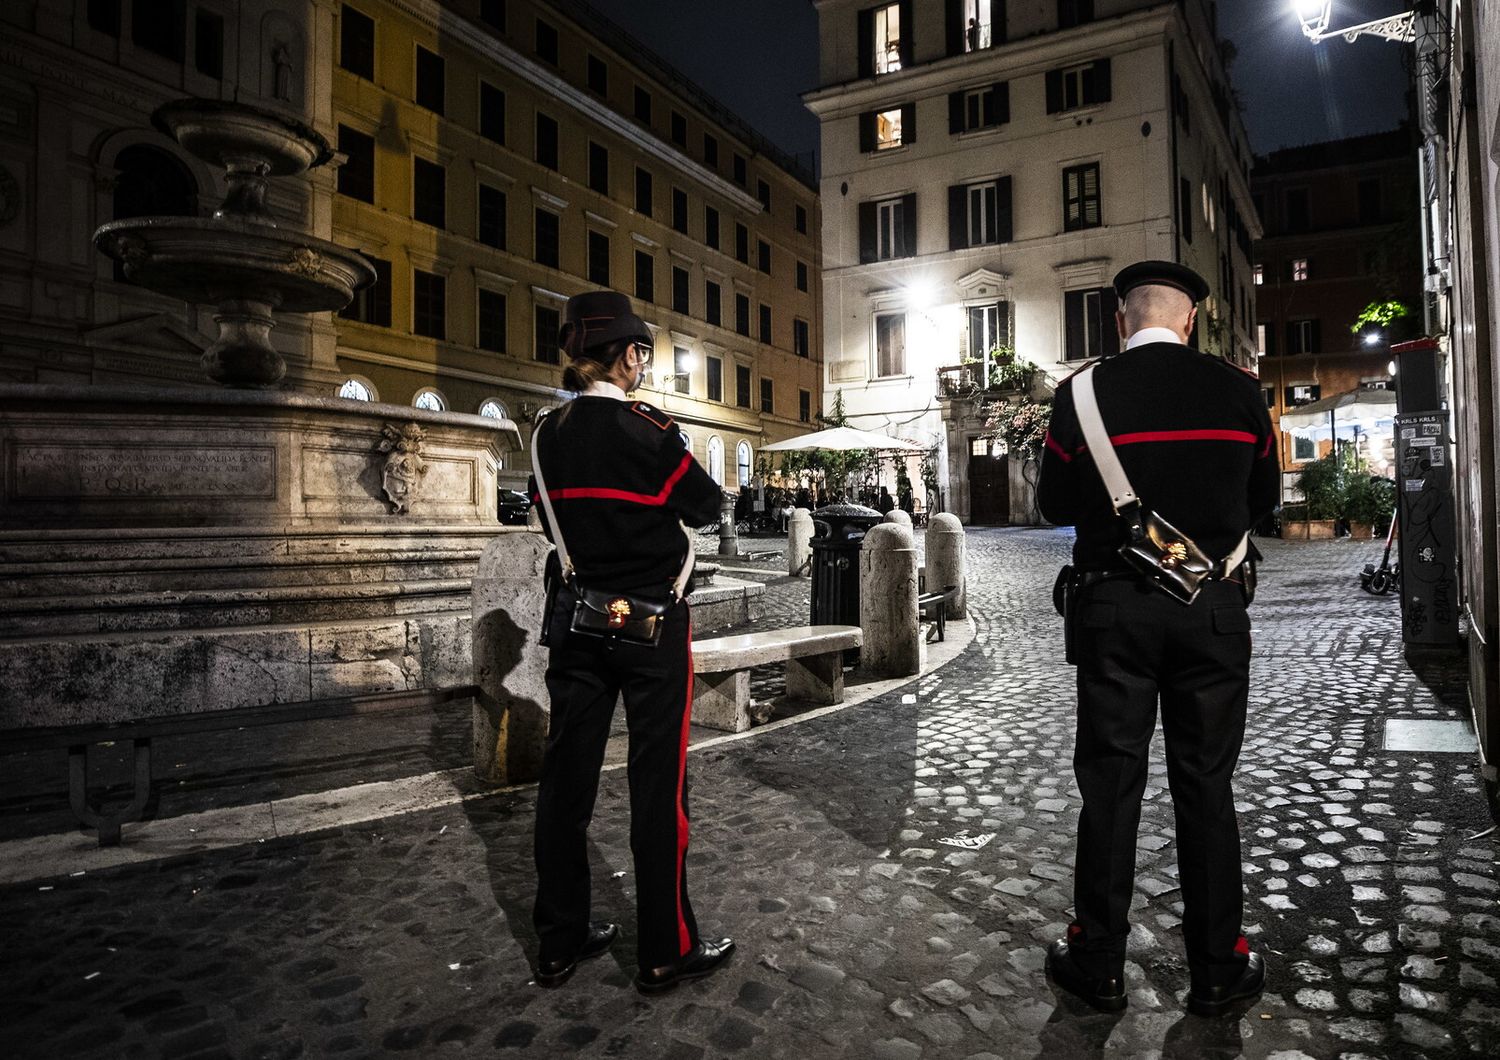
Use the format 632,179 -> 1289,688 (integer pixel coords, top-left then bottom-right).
1369,570 -> 1393,595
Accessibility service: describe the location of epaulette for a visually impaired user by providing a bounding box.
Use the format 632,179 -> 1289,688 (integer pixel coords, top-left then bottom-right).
629,401 -> 674,431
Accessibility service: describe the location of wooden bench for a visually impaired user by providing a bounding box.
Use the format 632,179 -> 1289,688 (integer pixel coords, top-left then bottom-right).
691,624 -> 862,733
918,585 -> 960,642
0,685 -> 477,847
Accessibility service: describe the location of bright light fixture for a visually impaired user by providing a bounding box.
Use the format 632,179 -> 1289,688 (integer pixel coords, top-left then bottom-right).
1364,332 -> 1383,347
904,279 -> 937,311
1388,359 -> 1398,376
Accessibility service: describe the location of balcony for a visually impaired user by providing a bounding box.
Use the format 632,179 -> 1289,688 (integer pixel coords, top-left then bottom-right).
937,359 -> 1036,399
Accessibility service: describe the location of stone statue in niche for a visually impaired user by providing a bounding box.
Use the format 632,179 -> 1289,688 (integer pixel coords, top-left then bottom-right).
272,42 -> 293,102
378,423 -> 428,514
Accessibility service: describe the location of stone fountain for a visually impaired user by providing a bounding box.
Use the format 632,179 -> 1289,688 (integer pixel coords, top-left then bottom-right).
0,101 -> 521,729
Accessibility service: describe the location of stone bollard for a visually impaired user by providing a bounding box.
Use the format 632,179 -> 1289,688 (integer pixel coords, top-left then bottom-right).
471,531 -> 552,785
718,492 -> 739,556
925,512 -> 967,620
786,507 -> 814,576
882,509 -> 912,529
859,522 -> 920,677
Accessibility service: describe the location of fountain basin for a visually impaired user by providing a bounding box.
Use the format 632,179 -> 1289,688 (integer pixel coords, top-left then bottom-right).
152,98 -> 334,178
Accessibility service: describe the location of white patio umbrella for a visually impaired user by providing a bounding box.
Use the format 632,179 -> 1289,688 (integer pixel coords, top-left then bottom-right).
760,425 -> 927,453
1279,388 -> 1397,440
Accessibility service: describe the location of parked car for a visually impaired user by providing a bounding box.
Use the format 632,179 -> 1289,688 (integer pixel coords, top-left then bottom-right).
498,488 -> 532,525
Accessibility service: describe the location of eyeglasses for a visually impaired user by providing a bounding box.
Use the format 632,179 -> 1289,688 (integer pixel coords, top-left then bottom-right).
631,342 -> 655,363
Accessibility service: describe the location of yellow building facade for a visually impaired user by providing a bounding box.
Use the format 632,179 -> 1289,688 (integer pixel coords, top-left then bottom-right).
330,0 -> 824,488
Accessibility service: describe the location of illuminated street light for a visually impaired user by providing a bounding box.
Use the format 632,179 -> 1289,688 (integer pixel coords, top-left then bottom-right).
1364,331 -> 1383,346
1294,0 -> 1416,44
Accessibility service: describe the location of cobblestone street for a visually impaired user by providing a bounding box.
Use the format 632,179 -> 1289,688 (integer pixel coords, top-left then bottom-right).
2,528 -> 1498,1059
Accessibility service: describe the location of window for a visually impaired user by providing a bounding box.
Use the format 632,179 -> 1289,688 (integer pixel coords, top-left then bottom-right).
968,302 -> 1010,356
195,10 -> 223,78
1063,286 -> 1119,361
737,441 -> 752,486
339,378 -> 374,401
735,223 -> 749,264
736,364 -> 752,408
337,126 -> 374,203
862,105 -> 914,151
704,134 -> 719,169
1063,162 -> 1101,231
705,206 -> 720,250
535,18 -> 558,65
799,390 -> 812,423
794,318 -> 810,358
1286,383 -> 1321,407
758,180 -> 772,211
733,153 -> 747,186
735,293 -> 750,336
1293,434 -> 1317,461
949,177 -> 1012,248
1287,318 -> 1320,354
479,400 -> 508,420
415,47 -> 444,114
1180,177 -> 1193,244
1058,0 -> 1094,29
759,304 -> 772,344
536,113 -> 559,170
339,256 -> 391,326
672,266 -> 690,315
797,260 -> 809,292
587,53 -> 607,94
867,2 -> 902,76
478,184 -> 506,248
672,188 -> 688,234
1292,258 -> 1309,282
875,312 -> 906,377
671,111 -> 688,147
795,204 -> 808,234
758,240 -> 771,274
535,208 -> 559,269
132,0 -> 185,61
633,85 -> 652,123
581,141 -> 607,196
707,356 -> 723,401
951,0 -> 1000,53
1202,182 -> 1216,232
859,195 -> 915,262
1261,386 -> 1274,408
1358,178 -> 1382,224
478,289 -> 506,352
88,0 -> 121,37
706,281 -> 722,326
340,5 -> 375,79
413,390 -> 445,412
1253,264 -> 1264,286
635,168 -> 653,216
706,437 -> 724,484
760,378 -> 774,414
480,0 -> 505,32
588,231 -> 610,286
413,158 -> 445,228
1284,188 -> 1310,232
1256,323 -> 1267,356
1045,59 -> 1112,113
536,305 -> 560,363
634,250 -> 654,302
673,346 -> 692,394
413,269 -> 446,339
480,83 -> 506,144
949,83 -> 1009,133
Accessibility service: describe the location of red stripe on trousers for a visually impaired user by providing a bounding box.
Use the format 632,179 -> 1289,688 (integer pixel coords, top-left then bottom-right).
674,608 -> 694,956
544,454 -> 695,506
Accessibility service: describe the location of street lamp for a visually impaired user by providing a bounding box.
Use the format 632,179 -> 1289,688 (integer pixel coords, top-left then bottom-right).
1364,331 -> 1384,346
1294,1 -> 1417,44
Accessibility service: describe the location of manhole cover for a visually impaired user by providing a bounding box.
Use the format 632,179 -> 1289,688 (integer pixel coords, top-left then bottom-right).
1383,719 -> 1475,752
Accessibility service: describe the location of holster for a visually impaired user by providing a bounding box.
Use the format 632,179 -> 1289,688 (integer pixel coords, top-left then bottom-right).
1053,565 -> 1078,665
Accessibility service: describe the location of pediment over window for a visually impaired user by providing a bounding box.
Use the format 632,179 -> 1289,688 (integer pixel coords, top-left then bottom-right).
956,267 -> 1010,295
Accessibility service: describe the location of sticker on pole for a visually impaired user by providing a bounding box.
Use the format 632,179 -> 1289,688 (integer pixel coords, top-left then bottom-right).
938,830 -> 996,850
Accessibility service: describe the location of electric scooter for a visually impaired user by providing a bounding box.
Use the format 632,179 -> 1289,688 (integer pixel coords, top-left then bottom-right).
1360,515 -> 1400,595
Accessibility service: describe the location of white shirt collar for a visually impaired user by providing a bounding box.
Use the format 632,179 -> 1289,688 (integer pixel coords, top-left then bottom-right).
582,380 -> 629,401
1125,327 -> 1187,350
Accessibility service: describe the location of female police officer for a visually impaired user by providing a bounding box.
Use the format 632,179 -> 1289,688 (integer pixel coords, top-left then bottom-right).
527,290 -> 734,993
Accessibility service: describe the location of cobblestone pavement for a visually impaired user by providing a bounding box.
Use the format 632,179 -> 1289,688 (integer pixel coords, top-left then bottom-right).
3,529 -> 1499,1059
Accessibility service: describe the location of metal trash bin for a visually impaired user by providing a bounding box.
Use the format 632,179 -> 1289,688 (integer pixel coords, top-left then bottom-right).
809,503 -> 883,630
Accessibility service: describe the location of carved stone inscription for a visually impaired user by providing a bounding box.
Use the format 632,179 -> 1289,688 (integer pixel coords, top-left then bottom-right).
12,444 -> 276,500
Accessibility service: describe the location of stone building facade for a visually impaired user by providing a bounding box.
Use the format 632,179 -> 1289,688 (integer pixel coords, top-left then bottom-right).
804,0 -> 1257,524
1251,125 -> 1422,490
328,0 -> 823,488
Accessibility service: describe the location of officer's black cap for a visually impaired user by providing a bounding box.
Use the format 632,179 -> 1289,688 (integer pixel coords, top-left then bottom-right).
1112,260 -> 1211,304
559,290 -> 653,359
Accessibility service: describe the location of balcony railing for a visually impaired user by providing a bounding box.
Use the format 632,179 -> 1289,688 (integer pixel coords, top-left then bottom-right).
937,361 -> 1035,398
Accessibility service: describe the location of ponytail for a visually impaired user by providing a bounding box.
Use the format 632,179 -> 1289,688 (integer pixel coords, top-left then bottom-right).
561,339 -> 632,393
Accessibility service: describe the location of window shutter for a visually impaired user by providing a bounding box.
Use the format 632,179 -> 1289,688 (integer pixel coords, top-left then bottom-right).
859,111 -> 875,153
898,0 -> 914,68
948,184 -> 967,251
995,2 -> 1007,43
1284,387 -> 1296,407
1065,292 -> 1085,361
993,82 -> 1010,124
858,201 -> 878,264
949,91 -> 964,134
858,7 -> 874,79
900,192 -> 917,257
1286,321 -> 1298,354
1310,385 -> 1321,402
1310,319 -> 1322,352
1045,69 -> 1064,114
1093,57 -> 1112,103
996,175 -> 1013,244
901,101 -> 916,144
945,0 -> 963,56
983,86 -> 997,127
1100,287 -> 1120,358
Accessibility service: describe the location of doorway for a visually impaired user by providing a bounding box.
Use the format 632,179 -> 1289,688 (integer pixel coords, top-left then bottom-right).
968,439 -> 1009,524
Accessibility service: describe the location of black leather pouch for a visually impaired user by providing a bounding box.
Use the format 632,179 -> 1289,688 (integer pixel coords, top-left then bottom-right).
1117,507 -> 1214,605
569,585 -> 672,647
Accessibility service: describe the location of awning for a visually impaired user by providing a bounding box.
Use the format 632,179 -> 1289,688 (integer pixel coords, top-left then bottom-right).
760,426 -> 928,453
1279,388 -> 1397,439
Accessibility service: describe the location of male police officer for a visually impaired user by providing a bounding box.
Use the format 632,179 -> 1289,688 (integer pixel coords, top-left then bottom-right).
1037,261 -> 1279,1015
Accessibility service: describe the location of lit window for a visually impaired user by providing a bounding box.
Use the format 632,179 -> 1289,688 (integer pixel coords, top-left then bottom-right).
873,3 -> 901,75
707,436 -> 725,486
479,400 -> 507,420
338,378 -> 373,401
1293,258 -> 1309,282
970,437 -> 989,457
737,441 -> 752,486
875,312 -> 906,377
961,0 -> 993,51
1202,183 -> 1215,232
1253,264 -> 1264,286
875,108 -> 903,150
877,197 -> 907,259
413,389 -> 445,412
1256,324 -> 1266,355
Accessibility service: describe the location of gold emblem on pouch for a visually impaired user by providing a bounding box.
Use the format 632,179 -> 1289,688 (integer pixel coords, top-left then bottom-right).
1161,541 -> 1189,569
607,598 -> 633,627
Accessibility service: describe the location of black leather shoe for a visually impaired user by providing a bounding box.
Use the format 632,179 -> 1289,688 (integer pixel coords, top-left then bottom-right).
1045,940 -> 1128,1012
635,937 -> 736,994
1188,952 -> 1266,1016
535,921 -> 618,987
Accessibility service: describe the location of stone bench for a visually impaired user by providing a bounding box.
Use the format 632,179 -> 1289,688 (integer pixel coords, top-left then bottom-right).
691,624 -> 863,733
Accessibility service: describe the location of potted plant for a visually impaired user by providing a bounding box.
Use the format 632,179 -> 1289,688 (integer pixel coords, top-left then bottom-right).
1283,455 -> 1341,539
1343,473 -> 1396,540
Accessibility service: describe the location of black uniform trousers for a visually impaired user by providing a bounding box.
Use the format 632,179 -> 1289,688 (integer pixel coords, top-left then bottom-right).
533,596 -> 700,972
1070,576 -> 1252,990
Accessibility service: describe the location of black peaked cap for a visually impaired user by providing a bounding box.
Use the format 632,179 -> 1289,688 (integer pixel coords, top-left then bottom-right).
1112,260 -> 1211,304
559,290 -> 653,359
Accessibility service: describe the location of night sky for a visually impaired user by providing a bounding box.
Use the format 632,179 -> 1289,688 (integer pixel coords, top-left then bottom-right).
582,0 -> 1411,167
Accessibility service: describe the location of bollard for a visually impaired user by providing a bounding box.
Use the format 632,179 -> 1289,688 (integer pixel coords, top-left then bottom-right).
471,531 -> 552,785
786,507 -> 814,576
718,491 -> 739,556
858,522 -> 920,677
882,509 -> 912,529
925,512 -> 967,620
